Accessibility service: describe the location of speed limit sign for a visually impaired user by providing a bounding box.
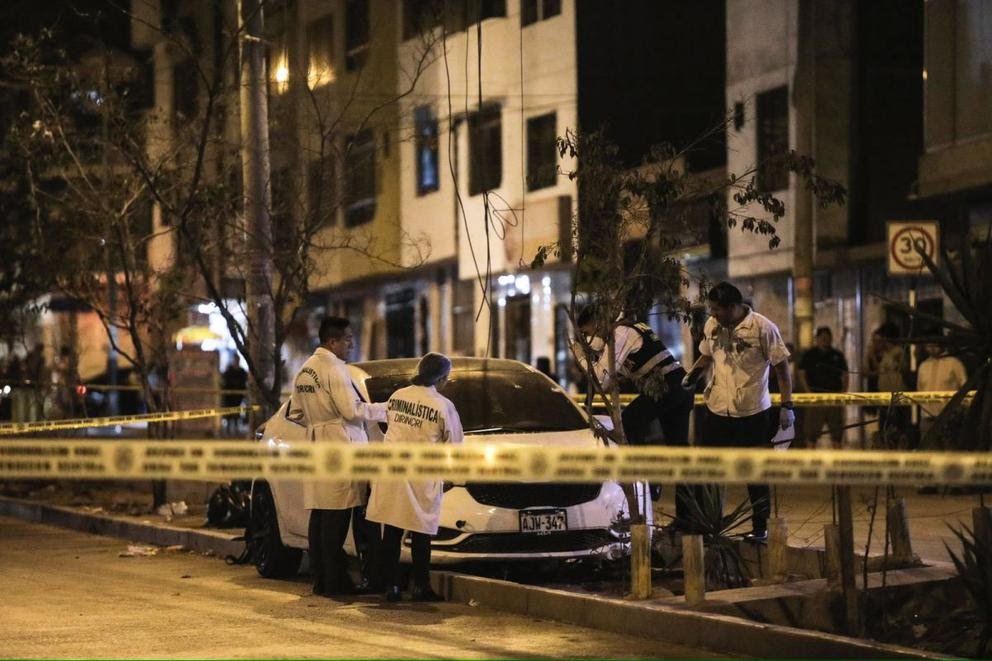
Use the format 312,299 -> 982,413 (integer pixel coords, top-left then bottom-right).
887,221 -> 939,275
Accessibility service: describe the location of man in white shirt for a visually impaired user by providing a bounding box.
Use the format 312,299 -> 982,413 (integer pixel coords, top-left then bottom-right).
290,317 -> 387,596
917,340 -> 968,450
683,282 -> 795,543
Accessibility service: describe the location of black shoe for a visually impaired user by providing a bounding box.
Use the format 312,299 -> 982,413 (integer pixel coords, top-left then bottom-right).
384,586 -> 402,602
411,586 -> 444,602
742,530 -> 768,544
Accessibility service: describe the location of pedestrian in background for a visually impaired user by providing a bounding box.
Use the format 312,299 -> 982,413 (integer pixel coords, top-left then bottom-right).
367,352 -> 463,602
917,331 -> 967,450
864,322 -> 908,448
797,327 -> 849,448
290,316 -> 387,597
220,358 -> 248,436
682,282 -> 795,543
573,306 -> 695,518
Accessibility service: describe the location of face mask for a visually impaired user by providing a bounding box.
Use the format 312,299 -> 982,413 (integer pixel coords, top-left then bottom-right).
585,335 -> 605,353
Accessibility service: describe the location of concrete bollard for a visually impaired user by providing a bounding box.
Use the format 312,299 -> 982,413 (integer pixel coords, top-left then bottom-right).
824,523 -> 841,587
886,497 -> 914,564
630,523 -> 652,600
768,518 -> 789,580
683,533 -> 705,605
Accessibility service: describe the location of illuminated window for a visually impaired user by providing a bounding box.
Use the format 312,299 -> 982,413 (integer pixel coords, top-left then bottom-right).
268,36 -> 290,95
307,15 -> 335,88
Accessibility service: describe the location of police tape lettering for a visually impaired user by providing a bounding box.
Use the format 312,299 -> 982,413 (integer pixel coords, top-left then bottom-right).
1,440 -> 991,486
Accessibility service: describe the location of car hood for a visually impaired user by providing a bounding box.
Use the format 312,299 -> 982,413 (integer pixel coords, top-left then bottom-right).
461,428 -> 606,448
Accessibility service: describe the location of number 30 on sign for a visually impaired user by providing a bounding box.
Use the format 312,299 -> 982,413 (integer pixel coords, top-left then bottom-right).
887,221 -> 939,275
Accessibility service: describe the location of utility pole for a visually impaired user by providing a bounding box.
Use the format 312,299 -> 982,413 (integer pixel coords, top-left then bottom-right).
793,0 -> 816,350
238,0 -> 275,418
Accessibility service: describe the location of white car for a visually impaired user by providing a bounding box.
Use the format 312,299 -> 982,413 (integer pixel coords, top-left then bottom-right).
248,358 -> 647,578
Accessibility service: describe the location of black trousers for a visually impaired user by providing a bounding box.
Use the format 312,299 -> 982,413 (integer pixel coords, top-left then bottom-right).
621,383 -> 695,518
700,409 -> 772,533
308,508 -> 354,594
381,524 -> 431,591
351,504 -> 382,589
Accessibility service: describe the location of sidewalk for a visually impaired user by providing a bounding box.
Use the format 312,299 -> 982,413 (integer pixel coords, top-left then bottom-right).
0,479 -> 950,659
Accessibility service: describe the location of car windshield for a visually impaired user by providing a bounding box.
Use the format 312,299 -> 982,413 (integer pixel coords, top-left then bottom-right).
363,369 -> 587,433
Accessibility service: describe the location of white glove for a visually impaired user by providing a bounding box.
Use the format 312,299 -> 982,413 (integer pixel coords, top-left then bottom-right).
779,406 -> 796,430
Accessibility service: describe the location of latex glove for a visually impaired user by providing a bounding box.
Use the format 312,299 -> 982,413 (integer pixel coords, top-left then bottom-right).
779,406 -> 796,430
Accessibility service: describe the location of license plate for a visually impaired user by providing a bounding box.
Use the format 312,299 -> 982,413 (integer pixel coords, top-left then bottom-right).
519,509 -> 567,534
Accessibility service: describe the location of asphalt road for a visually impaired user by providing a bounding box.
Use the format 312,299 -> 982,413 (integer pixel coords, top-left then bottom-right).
0,516 -> 731,659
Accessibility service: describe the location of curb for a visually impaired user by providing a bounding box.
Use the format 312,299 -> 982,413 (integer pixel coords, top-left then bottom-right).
1,495 -> 941,659
435,572 -> 943,660
0,496 -> 244,558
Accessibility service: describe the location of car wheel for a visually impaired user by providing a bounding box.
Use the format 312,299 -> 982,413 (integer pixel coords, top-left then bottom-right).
248,482 -> 303,578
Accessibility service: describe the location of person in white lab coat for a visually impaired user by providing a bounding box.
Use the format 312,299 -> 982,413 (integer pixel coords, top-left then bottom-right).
367,352 -> 464,602
290,316 -> 387,596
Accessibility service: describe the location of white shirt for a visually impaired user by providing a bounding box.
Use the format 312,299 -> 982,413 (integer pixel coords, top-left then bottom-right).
574,325 -> 644,390
367,384 -> 464,535
917,354 -> 967,417
290,347 -> 387,510
698,307 -> 790,417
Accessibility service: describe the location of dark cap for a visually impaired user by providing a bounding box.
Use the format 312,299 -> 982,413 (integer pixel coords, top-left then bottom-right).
411,352 -> 452,387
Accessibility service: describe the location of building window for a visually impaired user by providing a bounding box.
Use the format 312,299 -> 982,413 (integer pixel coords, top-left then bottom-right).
345,129 -> 376,226
526,112 -> 556,191
469,104 -> 502,195
308,155 -> 337,227
403,0 -> 441,40
521,0 -> 560,27
307,15 -> 335,89
444,0 -> 506,34
756,86 -> 789,192
173,59 -> 198,121
345,0 -> 370,71
414,106 -> 440,195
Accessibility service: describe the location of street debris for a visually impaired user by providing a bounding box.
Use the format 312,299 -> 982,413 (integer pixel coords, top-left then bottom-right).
156,501 -> 189,518
119,544 -> 158,557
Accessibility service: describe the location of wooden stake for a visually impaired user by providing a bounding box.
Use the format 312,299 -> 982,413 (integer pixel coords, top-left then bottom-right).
683,534 -> 705,605
630,523 -> 652,600
824,523 -> 841,587
769,518 -> 789,580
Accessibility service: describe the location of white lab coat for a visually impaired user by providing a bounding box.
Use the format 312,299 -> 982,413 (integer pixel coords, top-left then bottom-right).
289,347 -> 387,510
366,384 -> 464,535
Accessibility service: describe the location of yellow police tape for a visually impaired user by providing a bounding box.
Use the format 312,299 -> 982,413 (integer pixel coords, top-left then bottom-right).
0,439 -> 990,486
574,391 -> 972,407
0,406 -> 257,436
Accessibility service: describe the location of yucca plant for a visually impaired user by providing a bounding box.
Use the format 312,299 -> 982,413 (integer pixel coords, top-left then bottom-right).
884,228 -> 992,451
945,523 -> 992,657
675,486 -> 755,589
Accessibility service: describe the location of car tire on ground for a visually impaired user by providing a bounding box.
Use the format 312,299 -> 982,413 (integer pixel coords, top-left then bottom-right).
248,481 -> 303,578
